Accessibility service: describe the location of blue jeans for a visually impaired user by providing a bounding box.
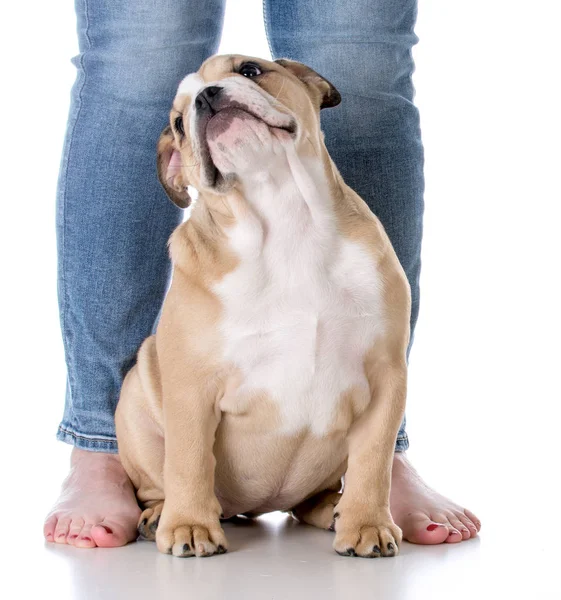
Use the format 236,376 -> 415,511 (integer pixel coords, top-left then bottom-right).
56,0 -> 423,453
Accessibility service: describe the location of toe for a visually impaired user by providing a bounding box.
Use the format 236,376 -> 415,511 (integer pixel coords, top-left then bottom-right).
399,512 -> 449,545
355,527 -> 381,557
66,518 -> 85,546
448,516 -> 470,540
464,509 -> 481,532
43,516 -> 57,543
91,519 -> 136,548
445,528 -> 464,543
455,511 -> 478,538
431,512 -> 463,544
54,517 -> 71,544
74,524 -> 96,548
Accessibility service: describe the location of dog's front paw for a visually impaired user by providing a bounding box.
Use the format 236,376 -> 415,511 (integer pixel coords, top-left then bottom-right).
156,513 -> 228,558
333,506 -> 402,558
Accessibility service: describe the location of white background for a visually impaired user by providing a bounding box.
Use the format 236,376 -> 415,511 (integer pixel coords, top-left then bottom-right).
1,0 -> 560,597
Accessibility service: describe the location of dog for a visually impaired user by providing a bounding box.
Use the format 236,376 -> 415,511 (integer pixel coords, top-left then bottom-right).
115,54 -> 411,559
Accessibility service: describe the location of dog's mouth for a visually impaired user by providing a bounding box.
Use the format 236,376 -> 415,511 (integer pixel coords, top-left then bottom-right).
194,105 -> 297,191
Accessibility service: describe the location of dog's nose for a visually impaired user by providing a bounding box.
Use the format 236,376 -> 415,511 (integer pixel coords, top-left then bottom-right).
195,86 -> 223,112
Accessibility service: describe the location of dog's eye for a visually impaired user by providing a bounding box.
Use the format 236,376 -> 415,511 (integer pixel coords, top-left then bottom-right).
239,63 -> 262,78
174,116 -> 185,136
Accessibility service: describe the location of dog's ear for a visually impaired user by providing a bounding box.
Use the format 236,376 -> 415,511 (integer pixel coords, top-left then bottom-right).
156,126 -> 192,209
274,59 -> 341,109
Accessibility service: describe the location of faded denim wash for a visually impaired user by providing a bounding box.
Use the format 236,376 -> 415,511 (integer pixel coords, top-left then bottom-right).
56,0 -> 423,452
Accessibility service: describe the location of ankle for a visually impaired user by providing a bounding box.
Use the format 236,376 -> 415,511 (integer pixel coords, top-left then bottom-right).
70,447 -> 122,468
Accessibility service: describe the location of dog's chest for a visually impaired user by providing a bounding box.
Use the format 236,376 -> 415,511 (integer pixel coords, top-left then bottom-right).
215,224 -> 385,436
213,168 -> 385,436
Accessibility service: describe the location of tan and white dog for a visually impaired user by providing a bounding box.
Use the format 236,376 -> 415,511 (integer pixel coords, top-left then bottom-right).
115,54 -> 411,559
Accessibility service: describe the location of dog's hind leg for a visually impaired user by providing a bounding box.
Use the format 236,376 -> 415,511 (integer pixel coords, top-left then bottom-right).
116,336 -> 165,541
291,483 -> 342,531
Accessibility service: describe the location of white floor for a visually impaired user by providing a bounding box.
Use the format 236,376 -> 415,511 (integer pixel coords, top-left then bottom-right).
3,436 -> 558,600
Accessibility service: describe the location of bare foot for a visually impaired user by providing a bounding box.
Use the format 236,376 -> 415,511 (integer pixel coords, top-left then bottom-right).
44,448 -> 141,548
391,452 -> 481,544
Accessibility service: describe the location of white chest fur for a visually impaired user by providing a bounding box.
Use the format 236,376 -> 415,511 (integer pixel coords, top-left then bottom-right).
214,155 -> 385,436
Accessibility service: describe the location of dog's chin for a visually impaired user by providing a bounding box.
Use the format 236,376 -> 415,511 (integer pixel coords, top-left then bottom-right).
196,108 -> 297,193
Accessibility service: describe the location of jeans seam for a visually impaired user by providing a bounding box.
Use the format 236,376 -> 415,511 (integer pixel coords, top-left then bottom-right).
59,0 -> 92,431
58,425 -> 117,443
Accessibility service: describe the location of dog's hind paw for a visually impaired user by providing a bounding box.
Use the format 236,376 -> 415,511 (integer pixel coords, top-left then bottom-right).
137,502 -> 164,541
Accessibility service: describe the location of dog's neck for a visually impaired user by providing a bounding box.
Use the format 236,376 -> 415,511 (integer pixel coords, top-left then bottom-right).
193,140 -> 344,248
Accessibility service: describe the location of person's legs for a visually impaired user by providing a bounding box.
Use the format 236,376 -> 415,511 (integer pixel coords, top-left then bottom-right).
44,0 -> 226,547
264,0 -> 480,544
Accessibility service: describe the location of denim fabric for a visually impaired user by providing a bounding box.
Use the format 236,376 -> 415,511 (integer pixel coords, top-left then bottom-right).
56,0 -> 423,453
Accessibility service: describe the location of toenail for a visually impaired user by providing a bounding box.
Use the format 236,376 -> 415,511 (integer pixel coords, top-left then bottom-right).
217,545 -> 227,554
69,534 -> 78,540
426,523 -> 440,531
333,512 -> 340,519
57,533 -> 65,538
387,543 -> 395,552
149,516 -> 160,533
81,537 -> 92,542
372,545 -> 381,554
100,525 -> 113,534
183,543 -> 190,554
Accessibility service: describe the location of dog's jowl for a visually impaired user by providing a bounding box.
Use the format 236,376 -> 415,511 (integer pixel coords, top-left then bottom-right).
115,54 -> 411,558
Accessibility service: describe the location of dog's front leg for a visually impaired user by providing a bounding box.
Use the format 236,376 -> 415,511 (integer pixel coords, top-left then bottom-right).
333,359 -> 407,558
155,339 -> 227,557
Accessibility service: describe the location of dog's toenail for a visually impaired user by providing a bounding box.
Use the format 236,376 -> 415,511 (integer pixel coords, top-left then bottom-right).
387,543 -> 395,551
217,545 -> 226,554
333,512 -> 340,519
141,518 -> 147,527
101,525 -> 113,534
346,548 -> 356,556
372,545 -> 381,554
183,543 -> 190,554
167,546 -> 173,554
149,516 -> 160,532
329,521 -> 335,532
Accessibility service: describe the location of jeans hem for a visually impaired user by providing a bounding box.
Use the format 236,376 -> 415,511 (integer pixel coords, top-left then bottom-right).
57,425 -> 118,453
394,434 -> 409,453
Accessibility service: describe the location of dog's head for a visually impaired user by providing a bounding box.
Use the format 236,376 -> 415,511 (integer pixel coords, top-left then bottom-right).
157,54 -> 341,208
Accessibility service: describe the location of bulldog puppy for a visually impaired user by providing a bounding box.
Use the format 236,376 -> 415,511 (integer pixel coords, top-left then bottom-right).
115,54 -> 411,559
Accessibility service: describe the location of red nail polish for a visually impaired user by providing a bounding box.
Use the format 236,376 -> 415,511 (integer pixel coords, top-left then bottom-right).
101,525 -> 113,534
427,523 -> 440,531
82,537 -> 92,542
